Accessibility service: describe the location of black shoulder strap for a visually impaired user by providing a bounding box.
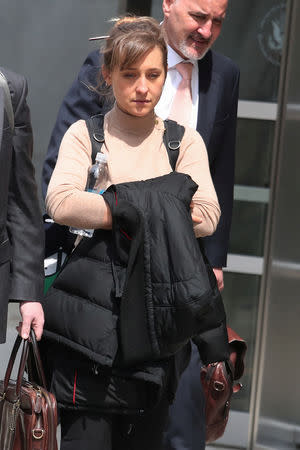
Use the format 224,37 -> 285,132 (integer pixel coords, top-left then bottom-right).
85,114 -> 105,163
163,119 -> 185,171
85,115 -> 185,169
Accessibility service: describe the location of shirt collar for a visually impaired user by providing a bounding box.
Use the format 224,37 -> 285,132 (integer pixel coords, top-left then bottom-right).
167,45 -> 197,70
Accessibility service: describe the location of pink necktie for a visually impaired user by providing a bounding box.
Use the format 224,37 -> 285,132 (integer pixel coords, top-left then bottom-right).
169,62 -> 193,126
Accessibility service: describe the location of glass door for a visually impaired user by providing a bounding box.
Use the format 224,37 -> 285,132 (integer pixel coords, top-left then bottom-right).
210,1 -> 287,447
150,0 -> 288,447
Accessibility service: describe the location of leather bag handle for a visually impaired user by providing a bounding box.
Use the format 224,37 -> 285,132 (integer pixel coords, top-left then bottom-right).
16,338 -> 30,396
28,329 -> 47,388
227,326 -> 247,381
3,330 -> 47,397
3,334 -> 23,392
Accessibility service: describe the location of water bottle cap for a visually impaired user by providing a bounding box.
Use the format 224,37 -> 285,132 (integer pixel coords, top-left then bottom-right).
95,152 -> 107,164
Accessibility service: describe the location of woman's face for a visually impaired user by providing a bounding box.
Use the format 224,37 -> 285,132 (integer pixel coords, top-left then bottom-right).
104,46 -> 166,118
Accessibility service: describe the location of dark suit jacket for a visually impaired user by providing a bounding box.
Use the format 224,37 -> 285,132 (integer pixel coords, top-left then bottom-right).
0,68 -> 44,343
42,49 -> 239,267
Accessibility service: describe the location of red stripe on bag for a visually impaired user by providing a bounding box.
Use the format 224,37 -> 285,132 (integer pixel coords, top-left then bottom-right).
73,369 -> 78,405
120,229 -> 132,240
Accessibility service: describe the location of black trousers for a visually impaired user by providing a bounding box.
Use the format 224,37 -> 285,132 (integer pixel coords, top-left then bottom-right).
163,343 -> 206,450
60,394 -> 170,450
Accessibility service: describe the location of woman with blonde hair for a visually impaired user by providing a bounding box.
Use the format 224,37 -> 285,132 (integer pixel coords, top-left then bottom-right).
42,16 -> 228,450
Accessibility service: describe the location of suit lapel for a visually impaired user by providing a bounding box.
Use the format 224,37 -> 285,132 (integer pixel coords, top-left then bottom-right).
0,87 -> 10,221
0,88 -> 5,154
196,51 -> 221,150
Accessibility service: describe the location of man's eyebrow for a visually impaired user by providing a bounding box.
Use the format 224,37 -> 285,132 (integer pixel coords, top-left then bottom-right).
189,10 -> 208,16
215,13 -> 226,20
189,10 -> 226,20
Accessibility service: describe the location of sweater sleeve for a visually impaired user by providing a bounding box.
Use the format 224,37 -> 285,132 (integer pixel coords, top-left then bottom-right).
46,120 -> 111,229
175,127 -> 221,238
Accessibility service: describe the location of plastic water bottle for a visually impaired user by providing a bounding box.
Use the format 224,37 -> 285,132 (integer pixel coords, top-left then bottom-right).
69,152 -> 108,238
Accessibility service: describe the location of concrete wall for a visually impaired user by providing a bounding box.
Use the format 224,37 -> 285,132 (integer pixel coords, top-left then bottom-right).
0,0 -> 120,206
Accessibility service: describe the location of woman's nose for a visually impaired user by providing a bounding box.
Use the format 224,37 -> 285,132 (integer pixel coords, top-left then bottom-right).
136,77 -> 148,94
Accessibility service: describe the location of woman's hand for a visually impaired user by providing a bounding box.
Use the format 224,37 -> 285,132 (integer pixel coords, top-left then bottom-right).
190,201 -> 202,225
191,214 -> 202,224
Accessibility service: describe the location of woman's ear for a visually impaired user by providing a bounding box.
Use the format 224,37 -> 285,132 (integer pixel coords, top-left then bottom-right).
102,64 -> 111,85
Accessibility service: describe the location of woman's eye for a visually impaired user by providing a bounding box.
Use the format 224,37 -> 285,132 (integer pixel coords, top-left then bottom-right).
123,73 -> 135,78
148,73 -> 160,79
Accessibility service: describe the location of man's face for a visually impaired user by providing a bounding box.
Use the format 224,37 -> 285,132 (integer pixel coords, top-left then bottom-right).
162,0 -> 228,60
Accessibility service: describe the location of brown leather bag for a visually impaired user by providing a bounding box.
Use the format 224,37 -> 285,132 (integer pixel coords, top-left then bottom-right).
200,326 -> 247,443
0,330 -> 58,450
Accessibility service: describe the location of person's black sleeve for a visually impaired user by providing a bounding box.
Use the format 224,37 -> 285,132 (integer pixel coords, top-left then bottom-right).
7,72 -> 44,302
202,68 -> 240,267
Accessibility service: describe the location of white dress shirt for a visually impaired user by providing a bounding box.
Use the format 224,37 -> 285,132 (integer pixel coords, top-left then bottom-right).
155,45 -> 199,130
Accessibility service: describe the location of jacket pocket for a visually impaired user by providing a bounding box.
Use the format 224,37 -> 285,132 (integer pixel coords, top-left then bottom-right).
42,287 -> 119,367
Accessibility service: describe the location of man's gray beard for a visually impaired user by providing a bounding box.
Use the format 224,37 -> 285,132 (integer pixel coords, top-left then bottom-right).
178,40 -> 211,61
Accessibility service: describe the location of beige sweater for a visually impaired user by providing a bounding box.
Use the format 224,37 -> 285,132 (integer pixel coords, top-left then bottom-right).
46,105 -> 220,238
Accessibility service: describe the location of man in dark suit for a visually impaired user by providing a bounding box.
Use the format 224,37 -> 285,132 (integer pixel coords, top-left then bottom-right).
0,67 -> 44,344
41,0 -> 239,447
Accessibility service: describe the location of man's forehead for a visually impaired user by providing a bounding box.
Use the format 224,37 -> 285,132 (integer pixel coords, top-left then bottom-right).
179,0 -> 228,14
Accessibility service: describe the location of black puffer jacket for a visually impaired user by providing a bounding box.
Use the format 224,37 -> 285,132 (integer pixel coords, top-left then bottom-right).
42,172 -> 228,411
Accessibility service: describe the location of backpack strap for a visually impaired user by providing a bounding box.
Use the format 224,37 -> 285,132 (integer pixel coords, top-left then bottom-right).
163,119 -> 185,171
85,113 -> 105,163
85,114 -> 185,170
